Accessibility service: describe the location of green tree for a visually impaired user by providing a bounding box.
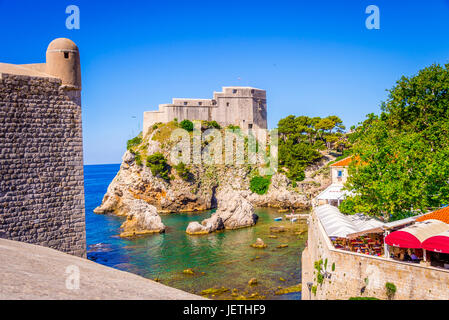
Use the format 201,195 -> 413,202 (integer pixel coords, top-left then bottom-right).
146,153 -> 170,180
342,64 -> 449,219
180,119 -> 194,132
250,176 -> 272,195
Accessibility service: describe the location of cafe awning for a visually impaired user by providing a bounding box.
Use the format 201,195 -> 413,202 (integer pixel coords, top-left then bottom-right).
422,230 -> 449,254
385,219 -> 449,249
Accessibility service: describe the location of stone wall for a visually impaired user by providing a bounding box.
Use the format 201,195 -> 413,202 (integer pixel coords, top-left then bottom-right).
142,87 -> 268,134
0,73 -> 86,257
302,208 -> 449,300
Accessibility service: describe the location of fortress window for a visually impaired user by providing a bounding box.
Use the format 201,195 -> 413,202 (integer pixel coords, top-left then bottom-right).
64,52 -> 69,59
251,89 -> 254,94
226,102 -> 230,107
232,89 -> 237,94
198,102 -> 202,106
184,102 -> 188,106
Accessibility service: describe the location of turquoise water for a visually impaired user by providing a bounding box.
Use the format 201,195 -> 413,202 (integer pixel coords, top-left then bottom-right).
84,164 -> 307,300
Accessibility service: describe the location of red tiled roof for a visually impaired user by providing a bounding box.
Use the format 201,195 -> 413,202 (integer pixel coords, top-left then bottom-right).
330,156 -> 353,167
416,207 -> 449,224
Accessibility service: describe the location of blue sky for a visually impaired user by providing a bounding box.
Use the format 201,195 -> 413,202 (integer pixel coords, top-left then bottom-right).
1,0 -> 449,164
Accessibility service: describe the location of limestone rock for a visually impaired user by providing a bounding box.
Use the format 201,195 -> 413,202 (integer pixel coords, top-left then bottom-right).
251,238 -> 267,249
186,189 -> 257,234
215,189 -> 258,230
120,200 -> 165,238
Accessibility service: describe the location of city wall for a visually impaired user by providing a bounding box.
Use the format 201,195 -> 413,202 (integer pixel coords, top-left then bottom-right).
302,209 -> 449,300
0,73 -> 86,257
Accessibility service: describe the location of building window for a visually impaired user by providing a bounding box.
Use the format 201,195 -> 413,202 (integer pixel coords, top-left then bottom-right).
248,124 -> 253,129
251,89 -> 254,94
337,170 -> 343,177
232,89 -> 237,94
184,102 -> 188,106
64,52 -> 69,59
226,102 -> 230,107
198,102 -> 202,106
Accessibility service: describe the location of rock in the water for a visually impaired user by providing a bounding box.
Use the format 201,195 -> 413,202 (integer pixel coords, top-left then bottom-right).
120,200 -> 165,237
251,238 -> 267,249
215,189 -> 258,230
186,189 -> 257,234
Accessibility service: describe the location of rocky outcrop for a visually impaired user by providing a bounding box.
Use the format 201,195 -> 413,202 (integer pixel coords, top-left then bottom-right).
94,124 -> 334,230
120,200 -> 165,238
186,190 -> 257,234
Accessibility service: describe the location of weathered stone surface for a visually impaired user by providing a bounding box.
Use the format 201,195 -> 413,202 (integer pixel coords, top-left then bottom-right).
0,73 -> 86,257
120,200 -> 165,237
186,189 -> 257,234
215,189 -> 258,230
251,238 -> 267,248
0,238 -> 203,300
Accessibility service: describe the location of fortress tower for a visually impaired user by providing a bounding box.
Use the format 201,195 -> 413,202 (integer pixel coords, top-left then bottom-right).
0,38 -> 86,257
143,86 -> 267,134
45,38 -> 82,90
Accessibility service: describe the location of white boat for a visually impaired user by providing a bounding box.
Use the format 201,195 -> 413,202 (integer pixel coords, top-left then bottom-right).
274,217 -> 283,221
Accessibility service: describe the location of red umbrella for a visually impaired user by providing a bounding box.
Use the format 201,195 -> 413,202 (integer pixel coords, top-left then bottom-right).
422,230 -> 449,254
385,219 -> 449,249
385,231 -> 422,248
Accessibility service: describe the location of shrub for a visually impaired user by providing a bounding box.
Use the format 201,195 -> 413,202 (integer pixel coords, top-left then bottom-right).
180,119 -> 194,132
227,124 -> 240,130
331,262 -> 335,272
202,120 -> 221,130
146,153 -> 170,180
311,285 -> 317,296
250,175 -> 271,195
385,282 -> 397,300
134,152 -> 142,166
127,134 -> 142,150
175,162 -> 191,181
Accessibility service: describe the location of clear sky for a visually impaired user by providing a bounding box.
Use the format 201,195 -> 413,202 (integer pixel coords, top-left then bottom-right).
1,0 -> 449,164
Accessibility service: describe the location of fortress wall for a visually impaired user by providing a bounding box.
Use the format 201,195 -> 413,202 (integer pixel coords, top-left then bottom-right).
302,209 -> 449,300
0,73 -> 86,258
143,111 -> 166,135
164,105 -> 212,123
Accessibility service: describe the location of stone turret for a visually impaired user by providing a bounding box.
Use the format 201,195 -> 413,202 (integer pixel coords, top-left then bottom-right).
45,38 -> 81,90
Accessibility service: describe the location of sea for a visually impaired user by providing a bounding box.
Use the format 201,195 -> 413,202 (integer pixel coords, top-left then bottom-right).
84,164 -> 306,300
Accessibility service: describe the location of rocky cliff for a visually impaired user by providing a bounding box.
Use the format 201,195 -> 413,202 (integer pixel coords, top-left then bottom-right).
94,122 -> 333,235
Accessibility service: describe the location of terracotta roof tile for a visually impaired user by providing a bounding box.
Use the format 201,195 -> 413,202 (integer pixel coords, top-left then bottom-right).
416,207 -> 449,224
330,156 -> 353,167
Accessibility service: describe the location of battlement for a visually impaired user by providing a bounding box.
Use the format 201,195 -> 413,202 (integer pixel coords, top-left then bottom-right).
143,86 -> 267,134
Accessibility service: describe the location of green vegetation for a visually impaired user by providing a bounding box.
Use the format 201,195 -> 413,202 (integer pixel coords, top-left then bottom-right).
134,152 -> 142,166
331,262 -> 335,272
175,162 -> 191,181
146,153 -> 170,180
202,120 -> 221,130
340,63 -> 449,219
249,175 -> 271,195
311,285 -> 317,296
349,297 -> 380,300
127,134 -> 142,150
180,119 -> 194,132
227,124 -> 240,130
277,115 -> 346,182
385,282 -> 396,300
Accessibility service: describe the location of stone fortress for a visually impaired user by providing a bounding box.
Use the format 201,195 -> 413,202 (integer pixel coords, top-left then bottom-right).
0,38 -> 86,257
143,86 -> 267,134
